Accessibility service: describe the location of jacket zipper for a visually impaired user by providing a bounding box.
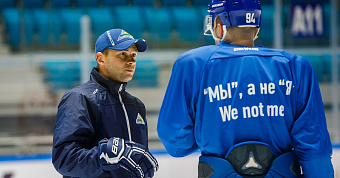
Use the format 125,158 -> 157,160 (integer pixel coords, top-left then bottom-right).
118,84 -> 132,142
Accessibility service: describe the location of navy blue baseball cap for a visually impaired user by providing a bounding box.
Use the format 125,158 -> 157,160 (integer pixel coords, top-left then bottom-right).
95,29 -> 147,54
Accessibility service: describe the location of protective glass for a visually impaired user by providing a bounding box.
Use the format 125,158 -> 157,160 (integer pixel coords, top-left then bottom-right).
204,15 -> 213,36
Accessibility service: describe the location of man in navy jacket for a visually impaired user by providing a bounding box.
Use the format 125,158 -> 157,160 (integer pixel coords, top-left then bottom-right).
52,29 -> 158,178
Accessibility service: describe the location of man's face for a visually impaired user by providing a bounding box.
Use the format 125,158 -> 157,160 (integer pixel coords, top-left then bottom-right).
98,44 -> 138,83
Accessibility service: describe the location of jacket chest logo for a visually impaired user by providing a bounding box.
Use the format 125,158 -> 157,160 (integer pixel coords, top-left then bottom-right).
136,113 -> 145,125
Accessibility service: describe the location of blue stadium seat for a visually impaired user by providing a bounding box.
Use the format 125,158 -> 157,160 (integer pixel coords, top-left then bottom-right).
0,0 -> 17,9
301,54 -> 326,82
42,61 -> 81,91
23,0 -> 44,8
51,10 -> 63,44
323,4 -> 331,38
133,0 -> 155,6
32,9 -> 51,45
192,0 -> 209,6
161,0 -> 186,6
144,7 -> 172,42
198,6 -> 208,27
2,8 -> 21,47
198,6 -> 215,44
60,8 -> 84,44
171,7 -> 201,42
88,7 -> 115,41
258,5 -> 274,45
104,0 -> 127,6
323,54 -> 340,82
161,0 -> 187,7
76,0 -> 99,7
23,10 -> 35,45
114,6 -> 144,39
130,59 -> 159,87
50,0 -> 71,8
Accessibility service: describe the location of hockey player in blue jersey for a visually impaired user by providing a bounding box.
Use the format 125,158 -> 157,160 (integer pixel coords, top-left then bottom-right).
52,29 -> 158,178
157,0 -> 334,177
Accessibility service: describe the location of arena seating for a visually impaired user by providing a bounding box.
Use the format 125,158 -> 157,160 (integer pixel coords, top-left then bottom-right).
1,0 -> 333,51
0,0 -> 298,50
42,58 -> 159,91
50,0 -> 72,8
23,10 -> 34,44
191,0 -> 210,6
23,0 -> 44,8
323,54 -> 340,82
171,6 -> 201,42
133,0 -> 155,6
257,5 -> 274,46
104,0 -> 128,6
0,0 -> 16,9
87,7 -> 116,41
130,59 -> 159,88
114,6 -> 145,39
2,7 -> 21,47
301,54 -> 328,82
75,0 -> 100,7
42,61 -> 81,92
144,7 -> 172,42
0,0 -> 337,87
59,8 -> 84,44
160,0 -> 187,6
31,9 -> 51,45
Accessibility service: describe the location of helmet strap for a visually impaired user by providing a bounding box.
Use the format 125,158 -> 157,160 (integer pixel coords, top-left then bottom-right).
254,28 -> 260,40
211,25 -> 227,43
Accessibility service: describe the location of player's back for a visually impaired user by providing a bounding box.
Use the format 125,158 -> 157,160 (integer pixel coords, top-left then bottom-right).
194,41 -> 312,158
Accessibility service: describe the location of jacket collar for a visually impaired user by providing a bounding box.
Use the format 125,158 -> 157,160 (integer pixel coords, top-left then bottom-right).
90,68 -> 127,95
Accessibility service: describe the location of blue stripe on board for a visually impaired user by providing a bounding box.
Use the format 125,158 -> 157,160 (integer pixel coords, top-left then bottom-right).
0,153 -> 52,162
332,143 -> 340,149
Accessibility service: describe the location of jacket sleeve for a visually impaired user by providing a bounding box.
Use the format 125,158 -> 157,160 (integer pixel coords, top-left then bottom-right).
52,91 -> 104,177
290,56 -> 334,177
157,52 -> 208,157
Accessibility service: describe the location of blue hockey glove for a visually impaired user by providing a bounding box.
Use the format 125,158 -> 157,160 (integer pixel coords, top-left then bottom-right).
98,137 -> 159,178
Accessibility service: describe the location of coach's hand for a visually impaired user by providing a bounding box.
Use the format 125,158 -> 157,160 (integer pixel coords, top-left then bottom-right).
98,137 -> 158,178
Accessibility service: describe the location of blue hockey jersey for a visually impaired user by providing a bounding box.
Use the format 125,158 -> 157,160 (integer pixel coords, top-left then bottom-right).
157,41 -> 333,177
52,68 -> 149,178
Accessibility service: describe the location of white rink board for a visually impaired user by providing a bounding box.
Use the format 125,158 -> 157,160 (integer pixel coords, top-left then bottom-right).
0,152 -> 200,178
2,150 -> 340,178
0,159 -> 61,178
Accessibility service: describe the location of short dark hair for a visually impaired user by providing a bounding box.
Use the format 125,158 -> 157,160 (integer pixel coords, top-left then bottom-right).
96,48 -> 110,68
228,26 -> 257,40
102,48 -> 110,56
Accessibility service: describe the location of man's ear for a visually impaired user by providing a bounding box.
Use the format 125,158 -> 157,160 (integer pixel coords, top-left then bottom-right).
96,52 -> 105,65
216,23 -> 223,39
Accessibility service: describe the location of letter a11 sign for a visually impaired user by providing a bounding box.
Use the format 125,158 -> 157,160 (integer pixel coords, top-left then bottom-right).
290,3 -> 324,38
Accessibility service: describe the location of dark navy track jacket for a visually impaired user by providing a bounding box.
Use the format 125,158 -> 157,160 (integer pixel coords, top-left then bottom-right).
52,68 -> 149,178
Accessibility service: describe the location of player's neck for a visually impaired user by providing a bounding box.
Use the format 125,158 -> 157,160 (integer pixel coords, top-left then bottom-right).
228,40 -> 254,47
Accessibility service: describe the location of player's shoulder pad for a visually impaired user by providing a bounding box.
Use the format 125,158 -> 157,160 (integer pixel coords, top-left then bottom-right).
278,50 -> 312,67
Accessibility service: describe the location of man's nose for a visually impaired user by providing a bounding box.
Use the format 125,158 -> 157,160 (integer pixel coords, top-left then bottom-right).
127,57 -> 136,64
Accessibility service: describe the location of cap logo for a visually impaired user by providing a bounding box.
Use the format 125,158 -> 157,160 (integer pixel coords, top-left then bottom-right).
118,30 -> 134,41
107,31 -> 115,46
